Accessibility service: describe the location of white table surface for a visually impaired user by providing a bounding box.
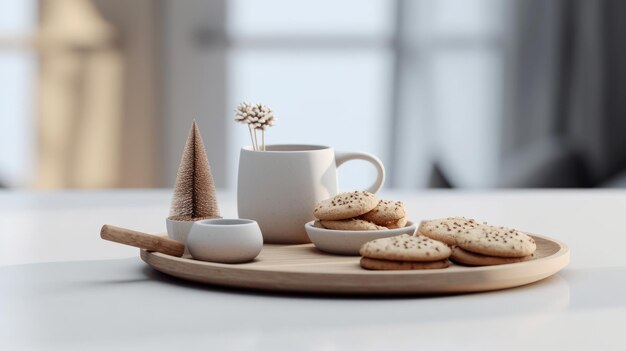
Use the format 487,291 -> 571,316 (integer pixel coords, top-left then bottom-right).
1,189 -> 625,350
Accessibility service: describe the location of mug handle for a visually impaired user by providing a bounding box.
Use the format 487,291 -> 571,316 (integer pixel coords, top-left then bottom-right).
334,151 -> 386,193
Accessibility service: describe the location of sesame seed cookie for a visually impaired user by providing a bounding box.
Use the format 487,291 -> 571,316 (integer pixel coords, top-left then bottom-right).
417,217 -> 484,245
360,257 -> 451,270
320,219 -> 387,231
456,226 -> 536,258
360,234 -> 451,262
382,217 -> 408,229
450,246 -> 535,266
359,200 -> 407,225
313,191 -> 379,220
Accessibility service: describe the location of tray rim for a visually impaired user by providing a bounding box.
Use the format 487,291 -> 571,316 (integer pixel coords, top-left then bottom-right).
143,233 -> 568,275
140,233 -> 569,294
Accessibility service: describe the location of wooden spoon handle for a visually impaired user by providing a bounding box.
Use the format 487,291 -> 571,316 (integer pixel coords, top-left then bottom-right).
100,224 -> 185,257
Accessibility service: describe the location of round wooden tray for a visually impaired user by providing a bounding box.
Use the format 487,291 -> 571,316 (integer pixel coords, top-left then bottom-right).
140,233 -> 569,295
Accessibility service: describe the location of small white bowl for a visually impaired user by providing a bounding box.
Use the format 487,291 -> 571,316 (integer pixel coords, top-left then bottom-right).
304,221 -> 417,256
187,219 -> 263,263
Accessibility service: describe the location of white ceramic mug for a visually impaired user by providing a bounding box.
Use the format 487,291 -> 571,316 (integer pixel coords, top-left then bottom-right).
237,144 -> 385,244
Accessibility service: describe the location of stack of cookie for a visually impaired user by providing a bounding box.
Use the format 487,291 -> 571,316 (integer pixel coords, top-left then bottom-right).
418,217 -> 537,266
359,234 -> 452,270
360,199 -> 408,229
313,191 -> 407,230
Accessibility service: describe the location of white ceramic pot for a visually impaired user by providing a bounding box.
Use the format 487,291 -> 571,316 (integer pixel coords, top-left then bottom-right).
237,144 -> 385,244
186,219 -> 263,263
166,218 -> 196,254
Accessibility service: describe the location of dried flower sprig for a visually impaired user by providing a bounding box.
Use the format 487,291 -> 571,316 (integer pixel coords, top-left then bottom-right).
234,102 -> 276,151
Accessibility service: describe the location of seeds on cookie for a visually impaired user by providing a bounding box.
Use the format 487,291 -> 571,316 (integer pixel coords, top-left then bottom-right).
456,226 -> 536,258
313,191 -> 379,220
360,234 -> 451,262
382,217 -> 408,229
359,200 -> 407,226
417,217 -> 486,245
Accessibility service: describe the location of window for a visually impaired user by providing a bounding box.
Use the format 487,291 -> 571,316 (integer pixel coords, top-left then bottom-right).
0,0 -> 37,187
394,0 -> 507,188
225,0 -> 395,190
162,0 -> 509,190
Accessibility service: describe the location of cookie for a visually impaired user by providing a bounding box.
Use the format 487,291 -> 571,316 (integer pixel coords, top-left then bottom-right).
450,246 -> 534,266
320,219 -> 387,231
383,217 -> 408,229
456,226 -> 536,258
359,200 -> 407,225
312,221 -> 325,229
417,217 -> 484,245
313,191 -> 379,220
360,257 -> 451,270
360,234 -> 451,262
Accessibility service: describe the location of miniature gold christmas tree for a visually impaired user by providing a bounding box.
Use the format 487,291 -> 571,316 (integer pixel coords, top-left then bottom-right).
168,120 -> 221,220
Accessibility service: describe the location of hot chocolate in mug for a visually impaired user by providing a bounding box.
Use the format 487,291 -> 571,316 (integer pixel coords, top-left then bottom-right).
237,144 -> 385,244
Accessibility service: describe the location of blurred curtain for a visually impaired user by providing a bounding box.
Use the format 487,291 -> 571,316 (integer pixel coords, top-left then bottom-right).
37,0 -> 162,188
500,0 -> 626,187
